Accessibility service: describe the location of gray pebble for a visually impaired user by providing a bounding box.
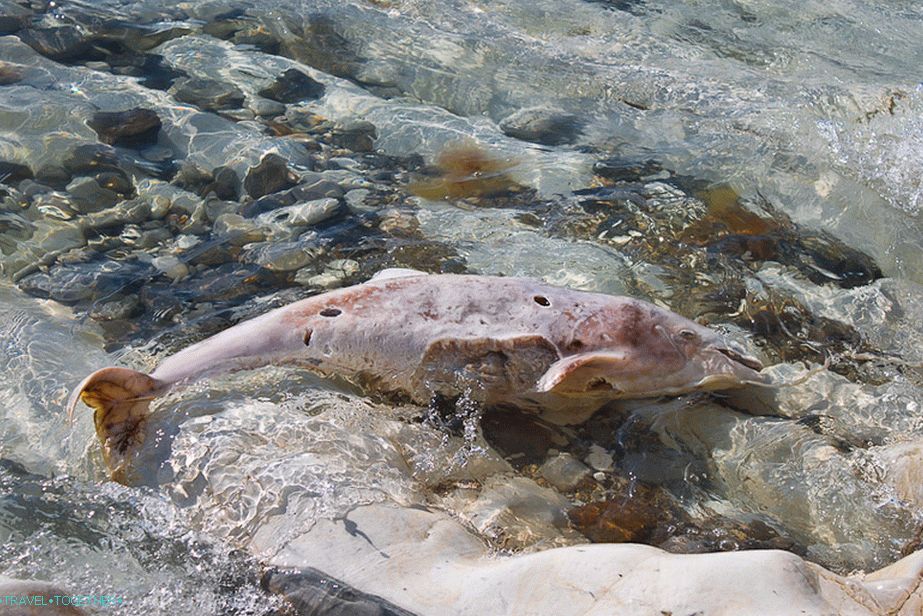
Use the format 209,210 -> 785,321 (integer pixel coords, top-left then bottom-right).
66,177 -> 119,213
249,97 -> 287,117
243,241 -> 314,271
539,453 -> 591,492
584,445 -> 615,472
256,198 -> 341,228
89,295 -> 141,321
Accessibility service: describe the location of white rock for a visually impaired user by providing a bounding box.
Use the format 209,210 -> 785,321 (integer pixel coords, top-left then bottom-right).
452,475 -> 582,549
263,501 -> 923,616
874,439 -> 923,508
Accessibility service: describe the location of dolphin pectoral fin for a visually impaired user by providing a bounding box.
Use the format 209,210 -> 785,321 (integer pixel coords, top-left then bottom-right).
413,335 -> 560,401
536,352 -> 629,395
67,367 -> 165,483
370,268 -> 428,281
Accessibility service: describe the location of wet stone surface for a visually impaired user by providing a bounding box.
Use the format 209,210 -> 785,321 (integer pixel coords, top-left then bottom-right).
244,153 -> 299,199
89,109 -> 162,147
18,26 -> 90,61
259,68 -> 326,104
171,77 -> 245,112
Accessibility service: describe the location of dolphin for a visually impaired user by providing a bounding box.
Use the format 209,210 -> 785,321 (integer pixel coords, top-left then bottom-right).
68,269 -> 769,477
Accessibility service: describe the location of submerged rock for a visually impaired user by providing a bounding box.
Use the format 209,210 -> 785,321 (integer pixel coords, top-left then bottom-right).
539,452 -> 591,492
88,109 -> 162,147
151,255 -> 189,281
256,197 -> 341,228
262,568 -> 415,616
296,258 -> 359,288
242,240 -> 315,271
18,259 -> 152,305
452,475 -> 581,550
211,165 -> 241,201
171,77 -> 245,112
213,213 -> 266,246
258,68 -> 326,104
65,176 -> 122,213
172,162 -> 214,195
62,144 -> 123,177
0,1 -> 30,35
244,153 -> 298,198
17,26 -> 90,61
88,294 -> 142,322
499,107 -> 584,146
331,119 -> 377,153
0,160 -> 32,184
0,60 -> 24,85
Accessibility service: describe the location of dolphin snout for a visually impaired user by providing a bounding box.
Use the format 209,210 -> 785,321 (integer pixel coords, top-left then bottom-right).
713,345 -> 764,372
695,342 -> 772,389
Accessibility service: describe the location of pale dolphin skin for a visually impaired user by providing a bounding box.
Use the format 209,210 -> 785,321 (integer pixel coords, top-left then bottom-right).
68,269 -> 769,478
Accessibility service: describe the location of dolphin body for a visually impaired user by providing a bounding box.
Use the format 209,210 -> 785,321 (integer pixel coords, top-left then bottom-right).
68,269 -> 768,478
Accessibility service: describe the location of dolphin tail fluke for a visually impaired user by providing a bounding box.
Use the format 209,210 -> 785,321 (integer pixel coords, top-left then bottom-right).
67,367 -> 165,482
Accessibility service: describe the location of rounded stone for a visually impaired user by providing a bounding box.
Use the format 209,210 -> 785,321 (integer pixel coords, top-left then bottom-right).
244,153 -> 298,199
249,97 -> 287,117
170,77 -> 245,111
88,108 -> 162,147
152,255 -> 189,281
539,453 -> 592,492
259,68 -> 326,104
256,198 -> 341,228
584,445 -> 615,472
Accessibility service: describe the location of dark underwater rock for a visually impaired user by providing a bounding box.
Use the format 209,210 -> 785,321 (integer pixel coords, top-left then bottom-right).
259,68 -> 326,104
89,108 -> 162,147
0,1 -> 30,35
211,165 -> 241,200
244,153 -> 298,198
0,161 -> 33,185
262,567 -> 418,616
18,26 -> 90,61
331,120 -> 377,153
499,108 -> 584,146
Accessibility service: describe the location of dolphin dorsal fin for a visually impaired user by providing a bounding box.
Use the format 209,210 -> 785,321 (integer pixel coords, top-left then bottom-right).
536,352 -> 629,394
371,268 -> 428,281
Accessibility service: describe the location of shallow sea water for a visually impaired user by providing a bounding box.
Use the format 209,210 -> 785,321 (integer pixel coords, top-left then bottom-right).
1,0 -> 923,611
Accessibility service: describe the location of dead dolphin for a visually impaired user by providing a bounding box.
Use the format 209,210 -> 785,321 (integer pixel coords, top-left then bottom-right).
68,269 -> 768,476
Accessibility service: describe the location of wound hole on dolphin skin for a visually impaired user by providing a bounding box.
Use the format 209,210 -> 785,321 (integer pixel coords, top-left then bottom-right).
303,329 -> 313,346
320,308 -> 342,317
533,295 -> 550,306
679,329 -> 698,340
587,377 -> 611,391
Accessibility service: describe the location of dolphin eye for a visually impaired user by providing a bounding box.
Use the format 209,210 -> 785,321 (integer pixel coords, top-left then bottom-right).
678,329 -> 698,341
